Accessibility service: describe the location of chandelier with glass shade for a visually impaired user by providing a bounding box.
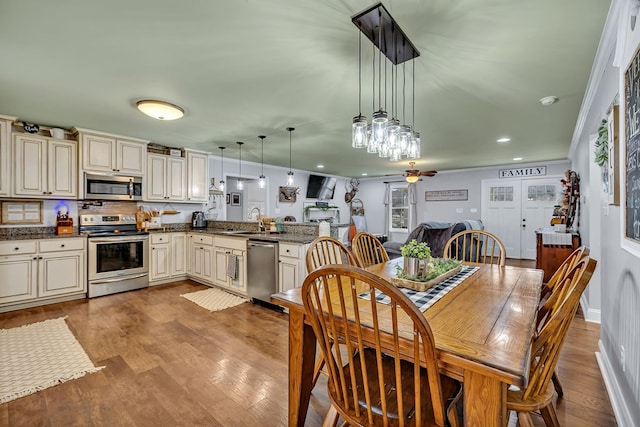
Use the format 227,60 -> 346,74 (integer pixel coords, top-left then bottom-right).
351,3 -> 421,162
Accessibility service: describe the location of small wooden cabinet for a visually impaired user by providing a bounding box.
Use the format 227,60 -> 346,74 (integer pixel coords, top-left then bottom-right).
278,242 -> 309,292
12,134 -> 77,198
214,236 -> 246,294
535,231 -> 581,282
76,129 -> 148,176
0,115 -> 16,196
150,232 -> 187,284
0,238 -> 86,311
187,233 -> 215,284
185,150 -> 209,203
146,154 -> 186,201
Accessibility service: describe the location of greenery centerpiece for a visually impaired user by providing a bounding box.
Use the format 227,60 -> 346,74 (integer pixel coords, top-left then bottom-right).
396,239 -> 462,288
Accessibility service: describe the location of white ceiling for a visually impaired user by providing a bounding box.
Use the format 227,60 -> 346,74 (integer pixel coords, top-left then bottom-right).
0,0 -> 610,178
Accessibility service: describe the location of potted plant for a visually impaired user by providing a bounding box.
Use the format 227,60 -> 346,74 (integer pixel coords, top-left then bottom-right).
400,239 -> 431,277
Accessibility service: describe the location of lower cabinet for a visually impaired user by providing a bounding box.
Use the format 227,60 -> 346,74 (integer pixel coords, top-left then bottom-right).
213,237 -> 247,295
187,233 -> 214,284
0,238 -> 86,311
278,242 -> 309,293
150,233 -> 187,284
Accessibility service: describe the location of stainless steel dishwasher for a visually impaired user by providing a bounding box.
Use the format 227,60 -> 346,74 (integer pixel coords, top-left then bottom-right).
247,240 -> 280,309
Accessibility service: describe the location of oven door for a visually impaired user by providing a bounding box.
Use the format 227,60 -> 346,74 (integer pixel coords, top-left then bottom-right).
88,235 -> 149,281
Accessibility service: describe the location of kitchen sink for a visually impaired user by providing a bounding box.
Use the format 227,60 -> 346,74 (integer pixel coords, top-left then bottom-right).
219,230 -> 254,235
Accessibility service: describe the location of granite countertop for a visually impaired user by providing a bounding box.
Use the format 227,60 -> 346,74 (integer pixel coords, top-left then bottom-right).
149,227 -> 317,244
0,228 -> 86,241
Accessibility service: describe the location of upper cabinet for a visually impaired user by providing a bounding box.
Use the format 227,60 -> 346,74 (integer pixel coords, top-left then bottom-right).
0,115 -> 16,196
185,149 -> 209,203
74,128 -> 148,176
146,153 -> 186,201
12,134 -> 77,199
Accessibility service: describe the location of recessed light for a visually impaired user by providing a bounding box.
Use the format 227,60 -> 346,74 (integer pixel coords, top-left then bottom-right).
317,164 -> 324,168
539,96 -> 559,106
496,137 -> 511,143
513,157 -> 523,161
361,173 -> 368,176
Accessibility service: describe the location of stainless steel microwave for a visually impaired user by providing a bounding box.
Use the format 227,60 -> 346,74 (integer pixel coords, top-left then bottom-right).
84,173 -> 143,201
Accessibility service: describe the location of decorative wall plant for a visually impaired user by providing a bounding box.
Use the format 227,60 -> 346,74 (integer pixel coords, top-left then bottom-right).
594,118 -> 609,167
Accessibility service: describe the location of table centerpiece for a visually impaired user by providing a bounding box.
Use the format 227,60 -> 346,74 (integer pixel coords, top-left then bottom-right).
393,239 -> 462,291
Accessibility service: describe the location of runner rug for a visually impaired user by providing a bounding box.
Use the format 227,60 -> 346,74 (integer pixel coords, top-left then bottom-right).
0,316 -> 104,404
180,287 -> 247,312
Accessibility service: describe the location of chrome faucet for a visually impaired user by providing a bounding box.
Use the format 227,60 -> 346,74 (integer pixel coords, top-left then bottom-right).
249,207 -> 265,231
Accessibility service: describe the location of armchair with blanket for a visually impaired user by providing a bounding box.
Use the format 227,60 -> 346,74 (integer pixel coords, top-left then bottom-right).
383,220 -> 484,259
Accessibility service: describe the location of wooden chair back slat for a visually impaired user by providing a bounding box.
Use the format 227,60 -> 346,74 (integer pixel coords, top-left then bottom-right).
302,265 -> 458,426
539,246 -> 589,302
306,236 -> 360,272
443,230 -> 506,266
352,232 -> 390,267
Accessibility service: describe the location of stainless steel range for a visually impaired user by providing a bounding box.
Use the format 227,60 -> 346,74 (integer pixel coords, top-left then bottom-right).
80,213 -> 149,298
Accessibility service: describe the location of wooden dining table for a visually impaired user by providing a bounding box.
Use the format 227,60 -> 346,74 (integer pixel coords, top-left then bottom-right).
271,258 -> 542,427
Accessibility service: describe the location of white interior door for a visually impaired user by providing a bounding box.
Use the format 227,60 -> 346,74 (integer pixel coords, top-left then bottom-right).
481,179 -> 522,257
482,177 -> 561,259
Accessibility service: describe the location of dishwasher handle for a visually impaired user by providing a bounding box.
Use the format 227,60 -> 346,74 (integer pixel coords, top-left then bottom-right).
248,241 -> 276,249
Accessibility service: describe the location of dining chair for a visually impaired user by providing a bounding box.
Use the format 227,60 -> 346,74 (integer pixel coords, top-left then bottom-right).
306,236 -> 361,272
443,229 -> 506,266
301,264 -> 463,427
507,257 -> 597,427
351,231 -> 390,267
539,246 -> 589,303
305,236 -> 361,390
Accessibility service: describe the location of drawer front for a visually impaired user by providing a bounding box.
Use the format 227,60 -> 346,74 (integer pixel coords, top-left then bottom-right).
151,234 -> 170,244
0,241 -> 37,256
39,238 -> 85,253
279,243 -> 301,258
215,236 -> 246,250
190,234 -> 214,246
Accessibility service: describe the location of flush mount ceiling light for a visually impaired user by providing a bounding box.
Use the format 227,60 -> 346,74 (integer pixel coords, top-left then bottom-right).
539,96 -> 559,106
136,100 -> 184,120
496,137 -> 511,143
351,2 -> 421,162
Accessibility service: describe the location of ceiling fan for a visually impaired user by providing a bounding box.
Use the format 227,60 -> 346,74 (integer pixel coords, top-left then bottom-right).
403,162 -> 437,183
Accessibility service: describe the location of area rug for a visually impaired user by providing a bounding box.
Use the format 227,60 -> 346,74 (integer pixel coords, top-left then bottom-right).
0,316 -> 104,404
180,287 -> 248,312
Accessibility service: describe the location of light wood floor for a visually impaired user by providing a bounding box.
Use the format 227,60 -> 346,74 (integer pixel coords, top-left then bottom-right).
0,270 -> 616,426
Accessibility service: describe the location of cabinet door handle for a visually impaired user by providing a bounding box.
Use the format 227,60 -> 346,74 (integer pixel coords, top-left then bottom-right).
61,244 -> 65,248
33,257 -> 38,260
14,247 -> 19,251
38,256 -> 43,260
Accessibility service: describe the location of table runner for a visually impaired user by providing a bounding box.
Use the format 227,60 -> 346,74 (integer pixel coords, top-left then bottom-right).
361,266 -> 479,312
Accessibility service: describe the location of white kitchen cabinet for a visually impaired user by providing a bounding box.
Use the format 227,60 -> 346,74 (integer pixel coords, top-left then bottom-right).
185,149 -> 209,203
0,238 -> 86,311
278,242 -> 309,292
146,154 -> 186,202
13,134 -> 77,198
76,129 -> 148,176
213,236 -> 246,294
150,232 -> 187,284
187,233 -> 214,284
0,115 -> 16,196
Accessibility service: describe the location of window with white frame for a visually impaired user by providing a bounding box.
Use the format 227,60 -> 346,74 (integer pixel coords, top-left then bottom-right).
389,185 -> 409,232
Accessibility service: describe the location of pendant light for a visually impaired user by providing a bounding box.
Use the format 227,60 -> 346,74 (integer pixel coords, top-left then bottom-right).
371,9 -> 388,147
352,31 -> 367,148
236,141 -> 244,190
218,146 -> 226,191
258,135 -> 266,189
286,127 -> 295,186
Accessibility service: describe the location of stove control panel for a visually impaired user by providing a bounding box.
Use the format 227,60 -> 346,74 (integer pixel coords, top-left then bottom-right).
80,214 -> 137,226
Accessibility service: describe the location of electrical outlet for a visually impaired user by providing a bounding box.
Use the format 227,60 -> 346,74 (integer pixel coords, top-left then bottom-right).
621,345 -> 626,372
275,208 -> 281,214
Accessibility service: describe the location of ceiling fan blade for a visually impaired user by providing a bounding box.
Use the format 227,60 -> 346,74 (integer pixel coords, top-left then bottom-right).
419,170 -> 438,177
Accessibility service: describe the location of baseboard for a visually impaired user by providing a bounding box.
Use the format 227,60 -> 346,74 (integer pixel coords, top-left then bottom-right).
596,341 -> 635,427
580,294 -> 601,323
